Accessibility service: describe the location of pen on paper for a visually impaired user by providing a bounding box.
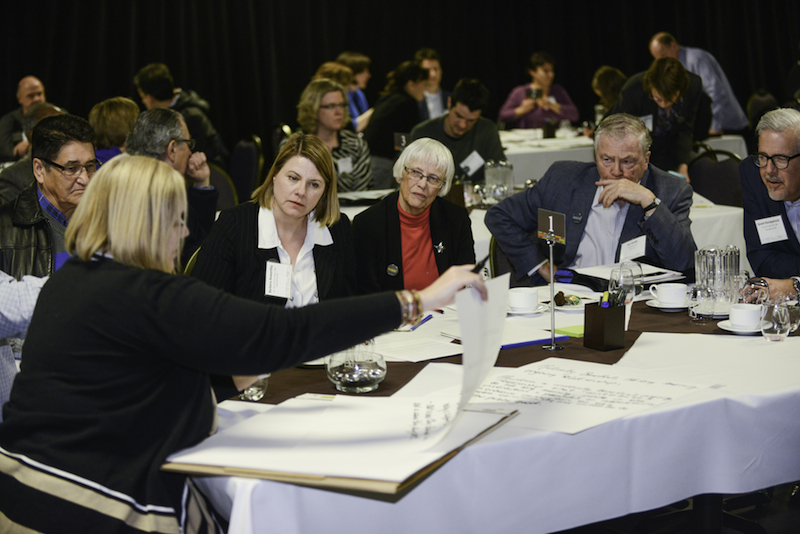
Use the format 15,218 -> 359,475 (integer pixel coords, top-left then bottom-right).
411,314 -> 433,331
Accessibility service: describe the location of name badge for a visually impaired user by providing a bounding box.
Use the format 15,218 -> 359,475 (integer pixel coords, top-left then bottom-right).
755,215 -> 789,245
335,156 -> 353,175
639,114 -> 653,131
265,261 -> 292,299
460,150 -> 485,177
620,235 -> 646,262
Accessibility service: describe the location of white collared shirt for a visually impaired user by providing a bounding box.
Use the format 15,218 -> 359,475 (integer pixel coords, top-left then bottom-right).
568,186 -> 630,268
257,207 -> 333,308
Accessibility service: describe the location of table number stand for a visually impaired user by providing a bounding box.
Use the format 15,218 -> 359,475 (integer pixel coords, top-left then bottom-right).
537,209 -> 567,351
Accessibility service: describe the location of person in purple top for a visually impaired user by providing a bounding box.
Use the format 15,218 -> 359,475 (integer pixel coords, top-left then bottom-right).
499,51 -> 579,129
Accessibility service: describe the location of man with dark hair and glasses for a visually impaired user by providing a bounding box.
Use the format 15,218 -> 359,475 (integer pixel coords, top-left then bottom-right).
126,107 -> 218,264
410,78 -> 505,184
741,108 -> 800,295
0,114 -> 96,279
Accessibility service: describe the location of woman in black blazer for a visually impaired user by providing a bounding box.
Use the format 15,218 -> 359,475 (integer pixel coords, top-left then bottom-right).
192,132 -> 357,306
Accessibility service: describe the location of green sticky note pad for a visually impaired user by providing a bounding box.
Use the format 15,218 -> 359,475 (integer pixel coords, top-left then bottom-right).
555,325 -> 584,338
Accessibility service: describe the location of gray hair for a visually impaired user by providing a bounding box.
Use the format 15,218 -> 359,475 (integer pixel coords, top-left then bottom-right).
126,108 -> 185,160
756,108 -> 800,152
594,113 -> 652,157
393,137 -> 455,196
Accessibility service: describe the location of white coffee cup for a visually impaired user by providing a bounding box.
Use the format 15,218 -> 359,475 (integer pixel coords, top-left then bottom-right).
649,283 -> 688,306
508,287 -> 539,311
729,303 -> 762,329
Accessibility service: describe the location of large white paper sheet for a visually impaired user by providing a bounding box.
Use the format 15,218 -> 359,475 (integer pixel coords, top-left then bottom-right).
395,358 -> 708,434
167,394 -> 510,485
615,332 -> 800,396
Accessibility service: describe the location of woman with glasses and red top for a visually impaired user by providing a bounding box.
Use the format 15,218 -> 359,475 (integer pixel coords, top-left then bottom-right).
353,137 -> 475,293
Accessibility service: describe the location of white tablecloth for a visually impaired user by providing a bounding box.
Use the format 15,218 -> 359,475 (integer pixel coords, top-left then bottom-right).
499,132 -> 749,184
704,135 -> 749,159
194,333 -> 800,534
500,131 -> 595,185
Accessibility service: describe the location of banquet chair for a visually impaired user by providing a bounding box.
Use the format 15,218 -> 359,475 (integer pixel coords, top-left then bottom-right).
489,236 -> 530,286
271,123 -> 293,163
208,163 -> 239,211
229,134 -> 264,200
183,246 -> 201,275
688,149 -> 742,207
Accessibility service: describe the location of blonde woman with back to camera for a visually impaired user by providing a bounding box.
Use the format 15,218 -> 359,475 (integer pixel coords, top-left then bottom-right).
0,153 -> 485,534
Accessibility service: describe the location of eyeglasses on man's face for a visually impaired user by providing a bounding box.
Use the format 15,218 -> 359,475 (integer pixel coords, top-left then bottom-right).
41,158 -> 99,178
404,166 -> 444,188
753,152 -> 800,170
178,138 -> 196,151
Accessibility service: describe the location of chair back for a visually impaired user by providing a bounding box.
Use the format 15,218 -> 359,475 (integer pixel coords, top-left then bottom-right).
489,236 -> 531,287
271,123 -> 293,165
688,149 -> 743,207
230,134 -> 264,201
208,162 -> 239,211
184,246 -> 201,275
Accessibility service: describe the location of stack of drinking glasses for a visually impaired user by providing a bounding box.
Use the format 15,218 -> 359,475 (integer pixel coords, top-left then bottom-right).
692,244 -> 742,319
476,160 -> 515,207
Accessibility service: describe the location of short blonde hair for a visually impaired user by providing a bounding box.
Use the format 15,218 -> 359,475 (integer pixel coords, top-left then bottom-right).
393,137 -> 455,196
66,154 -> 188,273
297,79 -> 350,134
251,133 -> 340,226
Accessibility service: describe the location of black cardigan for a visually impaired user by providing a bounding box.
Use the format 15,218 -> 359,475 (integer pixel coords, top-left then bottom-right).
352,191 -> 475,293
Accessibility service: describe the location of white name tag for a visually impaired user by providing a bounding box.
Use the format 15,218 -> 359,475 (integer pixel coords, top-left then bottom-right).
460,150 -> 485,177
639,114 -> 653,131
620,235 -> 647,262
265,261 -> 292,299
335,156 -> 353,175
755,215 -> 789,245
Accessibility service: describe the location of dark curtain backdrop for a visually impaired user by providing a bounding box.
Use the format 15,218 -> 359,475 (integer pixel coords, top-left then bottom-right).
3,0 -> 798,159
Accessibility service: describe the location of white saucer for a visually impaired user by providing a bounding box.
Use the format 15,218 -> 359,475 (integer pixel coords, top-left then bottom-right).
508,303 -> 549,315
646,299 -> 688,312
554,299 -> 596,312
718,320 -> 765,335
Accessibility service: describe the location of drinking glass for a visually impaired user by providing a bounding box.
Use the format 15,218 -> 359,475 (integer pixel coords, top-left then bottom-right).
620,261 -> 644,298
326,341 -> 386,393
774,293 -> 800,333
608,268 -> 634,305
239,374 -> 269,401
688,285 -> 715,324
761,300 -> 791,341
